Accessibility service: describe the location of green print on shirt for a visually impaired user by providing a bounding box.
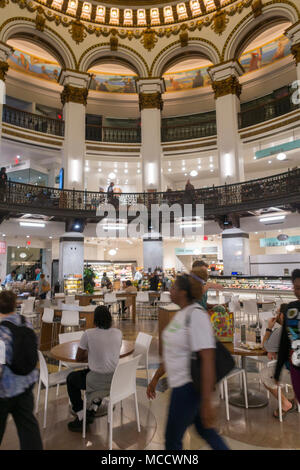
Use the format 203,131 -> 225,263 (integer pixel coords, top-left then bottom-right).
166,321 -> 182,333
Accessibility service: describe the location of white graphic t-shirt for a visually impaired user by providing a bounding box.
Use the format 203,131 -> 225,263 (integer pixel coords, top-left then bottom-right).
162,303 -> 215,388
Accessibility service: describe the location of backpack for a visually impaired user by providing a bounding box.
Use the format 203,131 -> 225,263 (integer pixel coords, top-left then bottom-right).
1,315 -> 38,376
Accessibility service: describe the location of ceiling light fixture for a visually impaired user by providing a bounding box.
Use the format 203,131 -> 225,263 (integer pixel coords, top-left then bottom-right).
19,222 -> 45,228
259,215 -> 286,223
190,170 -> 198,177
277,153 -> 287,161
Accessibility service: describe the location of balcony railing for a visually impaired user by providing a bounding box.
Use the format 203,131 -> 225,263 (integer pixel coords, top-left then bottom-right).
239,94 -> 299,129
161,120 -> 217,142
1,169 -> 299,218
2,105 -> 64,137
85,124 -> 102,142
102,126 -> 141,143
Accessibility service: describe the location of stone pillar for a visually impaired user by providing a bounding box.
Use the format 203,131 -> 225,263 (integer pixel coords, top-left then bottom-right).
136,79 -> 165,192
59,70 -> 90,190
285,23 -> 300,82
0,43 -> 14,158
58,232 -> 84,292
222,229 -> 250,276
209,60 -> 244,185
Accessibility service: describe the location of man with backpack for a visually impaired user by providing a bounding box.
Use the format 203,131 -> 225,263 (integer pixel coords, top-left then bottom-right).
0,291 -> 43,450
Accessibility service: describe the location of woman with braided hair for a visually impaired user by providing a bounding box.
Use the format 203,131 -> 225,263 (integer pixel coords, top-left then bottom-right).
147,266 -> 229,450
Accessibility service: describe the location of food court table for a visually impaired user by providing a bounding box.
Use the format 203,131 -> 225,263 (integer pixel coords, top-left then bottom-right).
224,342 -> 268,408
50,339 -> 135,363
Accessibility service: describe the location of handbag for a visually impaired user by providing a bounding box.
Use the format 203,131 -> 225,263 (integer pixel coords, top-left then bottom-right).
186,307 -> 235,393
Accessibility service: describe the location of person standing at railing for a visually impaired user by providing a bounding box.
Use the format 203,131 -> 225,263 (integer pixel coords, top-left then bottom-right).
0,168 -> 7,202
184,179 -> 195,204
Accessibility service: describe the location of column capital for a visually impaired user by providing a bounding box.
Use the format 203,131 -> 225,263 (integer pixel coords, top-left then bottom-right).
208,60 -> 243,99
0,41 -> 14,62
139,91 -> 163,111
59,70 -> 91,106
136,78 -> 166,95
0,61 -> 9,82
285,21 -> 300,45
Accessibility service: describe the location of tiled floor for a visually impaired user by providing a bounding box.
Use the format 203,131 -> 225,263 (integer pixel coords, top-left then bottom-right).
1,317 -> 300,450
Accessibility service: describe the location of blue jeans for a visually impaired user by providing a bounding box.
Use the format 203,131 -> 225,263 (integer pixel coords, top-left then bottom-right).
165,382 -> 229,450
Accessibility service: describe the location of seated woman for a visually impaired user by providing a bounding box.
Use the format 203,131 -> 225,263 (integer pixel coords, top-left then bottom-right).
67,306 -> 122,432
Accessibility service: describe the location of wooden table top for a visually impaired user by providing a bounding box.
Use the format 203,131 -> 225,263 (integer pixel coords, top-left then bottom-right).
224,342 -> 267,357
50,339 -> 135,363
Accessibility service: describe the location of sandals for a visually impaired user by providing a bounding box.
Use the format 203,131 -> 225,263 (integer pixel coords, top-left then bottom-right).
273,400 -> 296,419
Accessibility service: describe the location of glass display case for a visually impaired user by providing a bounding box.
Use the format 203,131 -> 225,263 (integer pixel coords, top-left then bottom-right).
86,261 -> 135,290
209,275 -> 293,295
64,275 -> 84,295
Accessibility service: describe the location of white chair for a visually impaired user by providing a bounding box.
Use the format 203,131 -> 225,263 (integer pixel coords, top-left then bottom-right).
59,310 -> 80,334
220,368 -> 248,421
35,350 -> 71,428
133,332 -> 152,384
265,360 -> 300,422
158,292 -> 171,304
65,295 -> 76,304
55,293 -> 65,299
20,299 -> 40,329
82,355 -> 141,449
56,330 -> 85,396
136,292 -> 153,319
41,307 -> 57,348
104,293 -> 120,317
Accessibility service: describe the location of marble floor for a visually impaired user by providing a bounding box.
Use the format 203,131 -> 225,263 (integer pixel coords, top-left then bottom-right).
1,317 -> 300,450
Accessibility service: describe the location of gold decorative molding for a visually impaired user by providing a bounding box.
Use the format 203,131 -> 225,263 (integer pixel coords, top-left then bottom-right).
251,0 -> 263,17
69,20 -> 87,44
179,30 -> 189,47
3,128 -> 63,146
211,10 -> 229,35
110,32 -> 118,52
163,140 -> 217,152
139,92 -> 163,111
141,29 -> 158,51
35,10 -> 46,32
61,84 -> 89,105
291,43 -> 300,64
0,61 -> 9,81
212,76 -> 242,99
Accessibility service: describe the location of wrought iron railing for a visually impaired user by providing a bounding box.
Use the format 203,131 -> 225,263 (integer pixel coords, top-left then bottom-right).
102,126 -> 141,143
1,169 -> 299,216
161,120 -> 217,142
239,94 -> 299,129
2,105 -> 64,137
85,124 -> 102,141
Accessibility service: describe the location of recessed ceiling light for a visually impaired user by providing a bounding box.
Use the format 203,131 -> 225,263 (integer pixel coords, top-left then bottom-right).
277,153 -> 286,161
26,235 -> 30,238
19,222 -> 45,228
198,166 -> 201,170
259,215 -> 286,222
168,168 -> 172,172
137,169 -> 141,174
209,163 -> 214,168
184,173 -> 187,176
268,160 -> 272,164
98,168 -> 102,172
182,167 -> 186,171
108,172 -> 116,179
124,169 -> 128,174
49,236 -> 53,239
210,169 -> 214,172
190,170 -> 198,177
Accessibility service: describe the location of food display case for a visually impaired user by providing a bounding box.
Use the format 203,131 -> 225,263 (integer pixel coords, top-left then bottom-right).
209,275 -> 293,297
64,275 -> 84,295
85,261 -> 135,290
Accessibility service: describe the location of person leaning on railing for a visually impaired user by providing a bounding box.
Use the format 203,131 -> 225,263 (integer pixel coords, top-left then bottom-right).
0,168 -> 7,202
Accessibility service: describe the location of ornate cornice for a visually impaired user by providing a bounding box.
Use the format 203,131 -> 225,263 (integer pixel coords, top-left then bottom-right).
139,92 -> 163,111
4,0 -> 254,40
61,84 -> 89,105
212,75 -> 242,99
291,43 -> 300,64
0,60 -> 9,81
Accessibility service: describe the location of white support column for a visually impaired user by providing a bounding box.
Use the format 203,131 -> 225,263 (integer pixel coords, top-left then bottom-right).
136,79 -> 165,192
222,229 -> 250,276
209,61 -> 244,185
0,43 -> 14,159
285,23 -> 300,81
59,71 -> 90,190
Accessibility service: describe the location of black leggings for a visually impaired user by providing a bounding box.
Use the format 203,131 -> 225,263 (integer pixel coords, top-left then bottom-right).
0,385 -> 43,450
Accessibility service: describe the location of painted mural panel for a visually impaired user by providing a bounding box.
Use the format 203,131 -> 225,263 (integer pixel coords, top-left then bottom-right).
8,49 -> 61,82
7,35 -> 292,93
89,73 -> 136,93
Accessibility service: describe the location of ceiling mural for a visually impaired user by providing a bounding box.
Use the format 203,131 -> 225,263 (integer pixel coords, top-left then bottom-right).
7,34 -> 291,93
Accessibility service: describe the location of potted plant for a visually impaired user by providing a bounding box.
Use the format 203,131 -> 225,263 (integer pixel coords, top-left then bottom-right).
84,267 -> 96,295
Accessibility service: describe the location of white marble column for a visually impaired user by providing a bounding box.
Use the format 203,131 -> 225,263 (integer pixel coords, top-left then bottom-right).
285,23 -> 300,82
136,79 -> 165,192
59,71 -> 90,190
0,43 -> 14,159
222,229 -> 250,276
209,61 -> 244,185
